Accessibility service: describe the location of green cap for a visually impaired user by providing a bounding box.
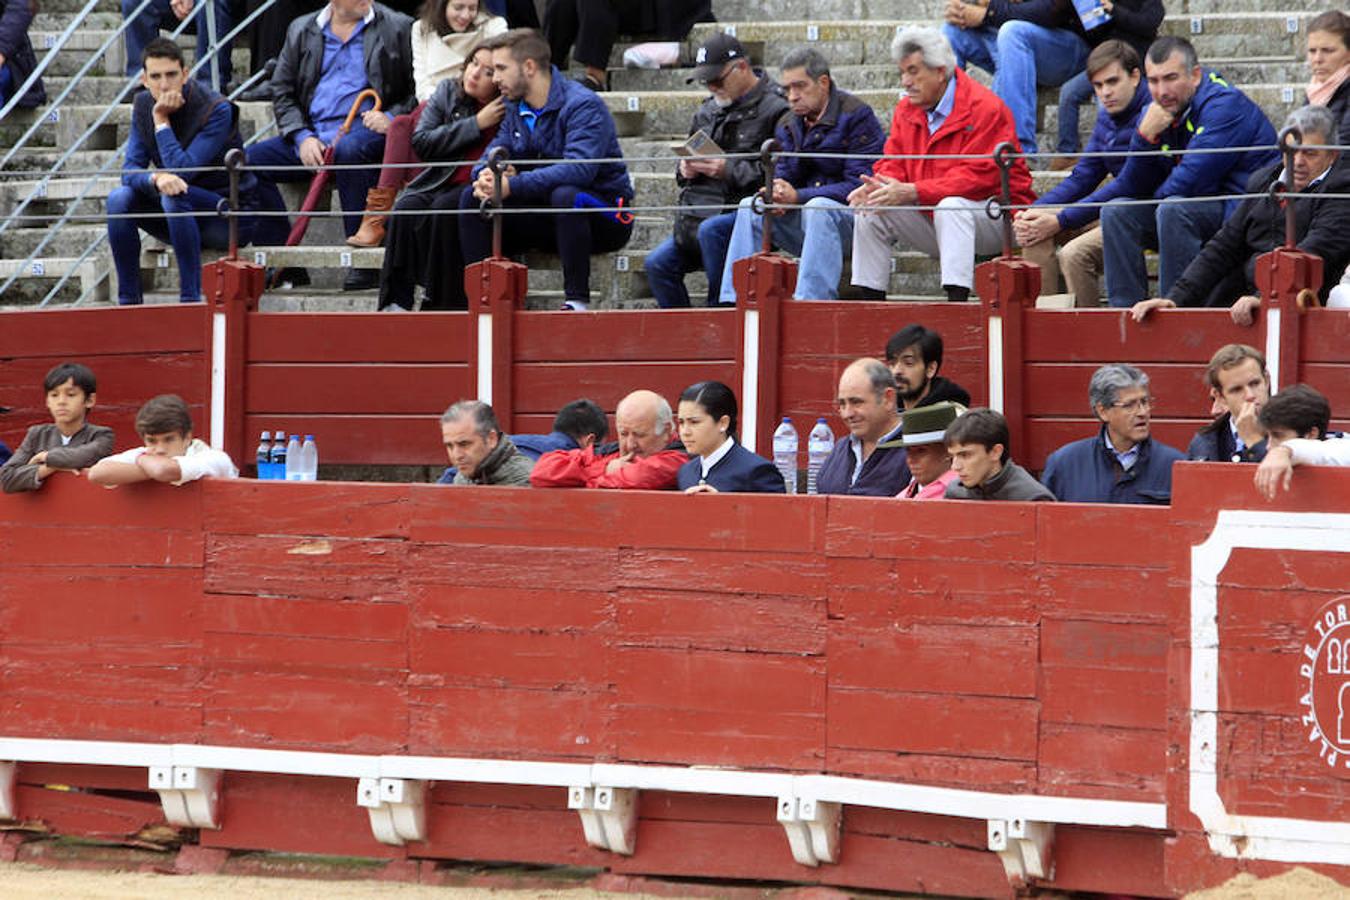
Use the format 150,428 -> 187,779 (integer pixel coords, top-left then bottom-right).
877,401 -> 967,449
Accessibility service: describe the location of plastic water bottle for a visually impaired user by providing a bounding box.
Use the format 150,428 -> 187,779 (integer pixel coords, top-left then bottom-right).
255,431 -> 272,479
298,435 -> 318,482
806,418 -> 834,495
284,434 -> 302,481
269,430 -> 288,477
772,417 -> 799,494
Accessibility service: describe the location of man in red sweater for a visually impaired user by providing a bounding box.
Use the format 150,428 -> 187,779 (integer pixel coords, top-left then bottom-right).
849,26 -> 1034,303
530,390 -> 688,489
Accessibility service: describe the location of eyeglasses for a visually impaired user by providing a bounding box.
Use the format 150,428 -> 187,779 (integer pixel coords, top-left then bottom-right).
1108,396 -> 1156,413
703,62 -> 738,89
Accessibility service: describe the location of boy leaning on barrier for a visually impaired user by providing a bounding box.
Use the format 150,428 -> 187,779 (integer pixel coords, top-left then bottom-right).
1255,385 -> 1350,500
943,407 -> 1055,501
88,395 -> 237,488
0,363 -> 116,494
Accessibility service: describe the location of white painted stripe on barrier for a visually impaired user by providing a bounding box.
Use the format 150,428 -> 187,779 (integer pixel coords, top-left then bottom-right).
476,312 -> 493,404
0,736 -> 1166,833
1264,308 -> 1282,395
988,314 -> 1004,413
1190,509 -> 1350,865
741,308 -> 760,455
210,311 -> 226,449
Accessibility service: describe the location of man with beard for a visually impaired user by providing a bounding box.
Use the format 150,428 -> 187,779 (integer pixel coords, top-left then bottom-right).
1041,364 -> 1184,504
883,324 -> 972,412
815,358 -> 912,496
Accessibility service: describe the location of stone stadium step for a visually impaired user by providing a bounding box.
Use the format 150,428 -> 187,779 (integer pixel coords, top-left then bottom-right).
708,0 -> 1326,18
0,256 -> 108,304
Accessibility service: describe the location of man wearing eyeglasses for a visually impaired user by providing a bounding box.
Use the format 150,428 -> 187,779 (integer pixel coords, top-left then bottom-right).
1041,363 -> 1185,504
646,33 -> 789,308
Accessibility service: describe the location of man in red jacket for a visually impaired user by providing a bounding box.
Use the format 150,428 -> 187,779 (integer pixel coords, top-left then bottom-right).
530,389 -> 689,489
849,26 -> 1034,303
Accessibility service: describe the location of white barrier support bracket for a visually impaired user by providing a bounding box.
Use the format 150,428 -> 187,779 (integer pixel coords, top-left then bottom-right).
988,818 -> 1054,884
150,766 -> 221,829
0,761 -> 15,819
358,777 -> 426,846
778,796 -> 841,866
569,785 -> 637,854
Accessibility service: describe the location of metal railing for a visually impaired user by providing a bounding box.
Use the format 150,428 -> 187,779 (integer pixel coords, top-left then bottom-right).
0,0 -> 279,304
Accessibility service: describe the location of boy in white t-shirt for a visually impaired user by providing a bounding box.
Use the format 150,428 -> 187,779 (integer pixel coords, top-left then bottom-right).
89,394 -> 237,487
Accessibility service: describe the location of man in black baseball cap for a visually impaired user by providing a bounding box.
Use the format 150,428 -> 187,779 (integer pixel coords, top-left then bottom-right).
645,32 -> 788,308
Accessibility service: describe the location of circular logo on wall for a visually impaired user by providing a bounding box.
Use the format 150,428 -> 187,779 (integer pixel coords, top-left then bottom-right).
1299,597 -> 1350,771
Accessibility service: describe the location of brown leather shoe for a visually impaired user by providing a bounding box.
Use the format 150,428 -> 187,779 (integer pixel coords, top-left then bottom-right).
1049,155 -> 1078,172
347,186 -> 398,247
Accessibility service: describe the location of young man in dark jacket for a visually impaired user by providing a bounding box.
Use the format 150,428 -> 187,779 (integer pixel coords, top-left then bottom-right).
247,0 -> 416,290
1041,364 -> 1184,504
942,0 -> 1163,160
1188,344 -> 1270,464
944,408 -> 1055,501
107,38 -> 257,305
716,47 -> 883,302
1016,39 -> 1150,307
647,33 -> 789,308
1130,105 -> 1349,325
458,28 -> 634,310
1101,36 -> 1279,307
0,0 -> 45,108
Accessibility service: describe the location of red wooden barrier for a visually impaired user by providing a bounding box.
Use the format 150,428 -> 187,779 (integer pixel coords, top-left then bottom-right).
2,469 -> 1348,894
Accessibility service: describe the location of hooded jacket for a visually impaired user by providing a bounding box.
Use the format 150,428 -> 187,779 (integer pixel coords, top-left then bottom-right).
1036,78 -> 1151,232
1041,425 -> 1185,504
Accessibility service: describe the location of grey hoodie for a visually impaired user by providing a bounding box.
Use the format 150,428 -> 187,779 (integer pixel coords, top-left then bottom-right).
944,460 -> 1056,502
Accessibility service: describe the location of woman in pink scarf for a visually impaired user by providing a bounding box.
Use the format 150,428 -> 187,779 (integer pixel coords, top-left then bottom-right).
1305,11 -> 1349,145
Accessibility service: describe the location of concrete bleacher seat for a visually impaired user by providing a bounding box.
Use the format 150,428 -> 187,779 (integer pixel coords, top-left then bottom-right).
0,0 -> 1328,309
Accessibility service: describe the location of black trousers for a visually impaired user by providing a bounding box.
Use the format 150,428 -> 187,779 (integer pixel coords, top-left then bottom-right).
544,0 -> 649,70
244,0 -> 324,71
458,183 -> 633,304
380,184 -> 471,311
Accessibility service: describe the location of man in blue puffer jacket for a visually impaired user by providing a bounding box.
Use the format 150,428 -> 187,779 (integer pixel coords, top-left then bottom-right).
716,47 -> 884,302
1041,363 -> 1185,505
1015,39 -> 1150,307
1100,36 -> 1279,308
459,28 -> 634,310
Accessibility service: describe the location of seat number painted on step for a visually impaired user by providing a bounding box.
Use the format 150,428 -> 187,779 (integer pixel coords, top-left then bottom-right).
1286,16 -> 1300,33
615,255 -> 630,272
1282,86 -> 1294,103
254,251 -> 266,266
46,109 -> 59,123
43,34 -> 56,48
30,261 -> 45,276
723,24 -> 736,37
157,254 -> 170,269
33,182 -> 47,198
626,96 -> 640,112
339,251 -> 353,267
1189,17 -> 1202,33
806,25 -> 819,41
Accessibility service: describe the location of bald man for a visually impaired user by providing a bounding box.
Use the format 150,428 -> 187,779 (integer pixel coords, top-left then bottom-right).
530,390 -> 690,489
816,358 -> 912,496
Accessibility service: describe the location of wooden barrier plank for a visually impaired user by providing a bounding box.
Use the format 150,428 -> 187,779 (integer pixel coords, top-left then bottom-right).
1022,309 -> 1261,363
618,589 -> 825,655
11,784 -> 165,840
1023,362 -> 1214,418
511,361 -> 736,416
0,664 -> 204,741
410,627 -> 609,688
407,542 -> 618,592
239,414 -> 445,465
513,309 -> 736,362
617,547 -> 826,598
612,491 -> 827,555
205,533 -> 409,601
0,306 -> 207,357
827,747 -> 1037,791
245,363 -> 472,415
411,584 -> 612,632
204,480 -> 411,539
826,495 -> 1037,561
408,684 -> 613,759
420,790 -> 610,867
1298,308 -> 1350,361
828,623 -> 1039,698
407,483 -> 625,548
203,670 -> 407,750
828,689 -> 1039,761
246,312 -> 470,363
1039,563 -> 1176,621
1037,722 -> 1165,799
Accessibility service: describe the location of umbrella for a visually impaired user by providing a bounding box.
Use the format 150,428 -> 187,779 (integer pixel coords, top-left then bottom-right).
269,88 -> 382,286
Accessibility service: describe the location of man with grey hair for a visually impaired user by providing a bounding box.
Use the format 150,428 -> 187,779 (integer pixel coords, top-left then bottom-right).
848,26 -> 1034,303
440,400 -> 534,486
715,46 -> 884,302
816,358 -> 912,495
1040,364 -> 1185,504
531,389 -> 689,489
1130,104 -> 1350,326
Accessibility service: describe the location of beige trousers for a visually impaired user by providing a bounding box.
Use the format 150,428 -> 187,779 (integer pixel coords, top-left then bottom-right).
1021,222 -> 1104,307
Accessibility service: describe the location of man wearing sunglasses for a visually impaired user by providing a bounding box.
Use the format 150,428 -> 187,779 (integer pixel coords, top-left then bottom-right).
646,33 -> 789,308
1041,363 -> 1185,504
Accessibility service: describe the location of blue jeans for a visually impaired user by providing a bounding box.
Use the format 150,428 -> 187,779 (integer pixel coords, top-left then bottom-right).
942,20 -> 1090,158
718,195 -> 853,302
107,183 -> 256,304
646,211 -> 736,308
0,63 -> 12,105
247,125 -> 386,242
1100,196 -> 1228,306
122,0 -> 233,87
1056,70 -> 1095,155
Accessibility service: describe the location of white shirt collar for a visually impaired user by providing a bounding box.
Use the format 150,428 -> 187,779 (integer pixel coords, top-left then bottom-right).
317,3 -> 375,28
699,435 -> 736,479
847,419 -> 903,485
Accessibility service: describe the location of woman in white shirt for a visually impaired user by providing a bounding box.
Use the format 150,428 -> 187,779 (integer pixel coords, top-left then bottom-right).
675,381 -> 786,494
349,0 -> 507,248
